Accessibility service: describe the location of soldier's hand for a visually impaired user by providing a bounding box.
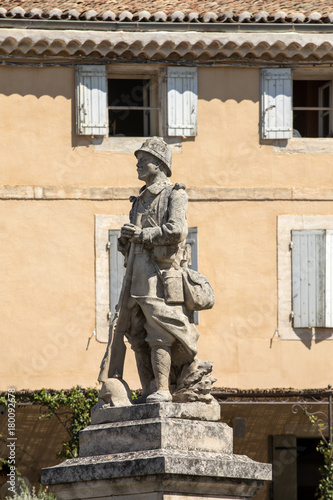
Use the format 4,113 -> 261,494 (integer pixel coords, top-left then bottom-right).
121,224 -> 142,242
120,223 -> 134,239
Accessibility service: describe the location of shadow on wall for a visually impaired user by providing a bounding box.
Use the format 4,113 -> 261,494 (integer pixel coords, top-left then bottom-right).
0,66 -> 73,99
0,65 -> 91,149
198,67 -> 259,104
0,66 -> 260,104
0,65 -> 260,153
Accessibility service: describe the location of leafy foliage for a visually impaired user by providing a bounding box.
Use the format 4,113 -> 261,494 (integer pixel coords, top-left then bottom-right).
316,440 -> 333,500
33,387 -> 98,458
5,485 -> 55,500
307,412 -> 333,499
32,387 -> 98,458
0,387 -> 99,458
0,458 -> 20,476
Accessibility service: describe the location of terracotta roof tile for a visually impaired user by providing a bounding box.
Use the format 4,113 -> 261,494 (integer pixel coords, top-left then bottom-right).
1,0 -> 333,21
1,27 -> 333,60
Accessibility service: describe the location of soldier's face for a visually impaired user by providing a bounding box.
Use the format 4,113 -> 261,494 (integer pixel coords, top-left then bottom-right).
136,151 -> 160,182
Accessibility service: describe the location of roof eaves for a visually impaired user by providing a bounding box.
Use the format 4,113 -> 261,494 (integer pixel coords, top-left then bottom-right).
1,28 -> 333,63
2,18 -> 333,33
1,7 -> 333,25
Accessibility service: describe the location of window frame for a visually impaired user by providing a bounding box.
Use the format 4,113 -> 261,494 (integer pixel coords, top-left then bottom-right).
107,64 -> 164,138
76,63 -> 198,155
292,70 -> 333,138
318,81 -> 333,137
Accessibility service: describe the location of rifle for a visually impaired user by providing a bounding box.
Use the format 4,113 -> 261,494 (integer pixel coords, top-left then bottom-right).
98,242 -> 135,382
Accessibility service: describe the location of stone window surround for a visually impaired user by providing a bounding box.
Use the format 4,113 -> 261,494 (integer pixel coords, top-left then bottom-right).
273,137 -> 333,154
92,136 -> 182,154
278,215 -> 333,340
95,214 -> 129,343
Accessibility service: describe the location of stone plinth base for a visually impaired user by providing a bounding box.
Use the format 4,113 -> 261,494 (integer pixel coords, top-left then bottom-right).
42,402 -> 271,500
62,496 -> 256,500
47,474 -> 265,500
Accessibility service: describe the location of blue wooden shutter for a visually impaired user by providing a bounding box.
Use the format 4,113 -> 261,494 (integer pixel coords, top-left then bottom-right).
75,65 -> 108,135
167,67 -> 198,137
108,230 -> 126,322
186,227 -> 198,271
325,230 -> 333,327
291,230 -> 325,328
186,227 -> 199,324
261,68 -> 292,139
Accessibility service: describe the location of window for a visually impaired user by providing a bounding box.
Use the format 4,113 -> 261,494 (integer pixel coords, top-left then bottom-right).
108,77 -> 159,137
293,80 -> 333,138
277,215 -> 333,340
76,65 -> 198,139
261,68 -> 333,139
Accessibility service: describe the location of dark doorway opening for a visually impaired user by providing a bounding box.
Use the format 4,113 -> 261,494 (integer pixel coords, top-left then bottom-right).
297,438 -> 324,499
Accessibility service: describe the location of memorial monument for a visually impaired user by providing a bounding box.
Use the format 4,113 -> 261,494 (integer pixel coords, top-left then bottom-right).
98,136 -> 216,407
42,138 -> 272,499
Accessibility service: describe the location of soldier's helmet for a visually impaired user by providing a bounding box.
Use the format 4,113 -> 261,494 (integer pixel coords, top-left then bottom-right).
134,137 -> 172,177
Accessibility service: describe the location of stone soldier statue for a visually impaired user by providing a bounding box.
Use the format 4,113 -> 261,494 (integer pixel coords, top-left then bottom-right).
99,137 -> 215,405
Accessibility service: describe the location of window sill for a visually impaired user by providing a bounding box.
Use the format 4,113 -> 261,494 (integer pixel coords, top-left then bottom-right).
273,137 -> 333,154
92,136 -> 182,154
278,327 -> 333,341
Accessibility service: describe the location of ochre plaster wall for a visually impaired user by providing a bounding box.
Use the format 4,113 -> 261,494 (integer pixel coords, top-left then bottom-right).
2,65 -> 333,190
1,65 -> 333,391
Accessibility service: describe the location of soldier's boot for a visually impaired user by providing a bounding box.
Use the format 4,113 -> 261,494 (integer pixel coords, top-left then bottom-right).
146,346 -> 172,403
134,348 -> 155,404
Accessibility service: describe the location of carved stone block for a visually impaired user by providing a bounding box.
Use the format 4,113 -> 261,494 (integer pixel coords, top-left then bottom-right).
41,402 -> 272,500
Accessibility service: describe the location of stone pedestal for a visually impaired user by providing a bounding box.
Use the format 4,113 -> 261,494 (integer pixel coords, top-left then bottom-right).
41,402 -> 271,500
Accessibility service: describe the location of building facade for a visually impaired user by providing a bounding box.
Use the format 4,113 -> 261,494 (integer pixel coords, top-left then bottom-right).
1,1 -> 333,498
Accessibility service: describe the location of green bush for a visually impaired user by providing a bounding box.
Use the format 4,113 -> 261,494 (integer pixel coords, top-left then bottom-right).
5,486 -> 56,500
307,412 -> 333,499
0,386 -> 99,458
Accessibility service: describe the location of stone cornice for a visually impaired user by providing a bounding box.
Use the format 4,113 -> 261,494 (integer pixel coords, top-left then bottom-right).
2,185 -> 333,201
1,28 -> 333,62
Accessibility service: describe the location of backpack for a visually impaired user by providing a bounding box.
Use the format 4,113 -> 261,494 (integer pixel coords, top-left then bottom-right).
182,268 -> 215,311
